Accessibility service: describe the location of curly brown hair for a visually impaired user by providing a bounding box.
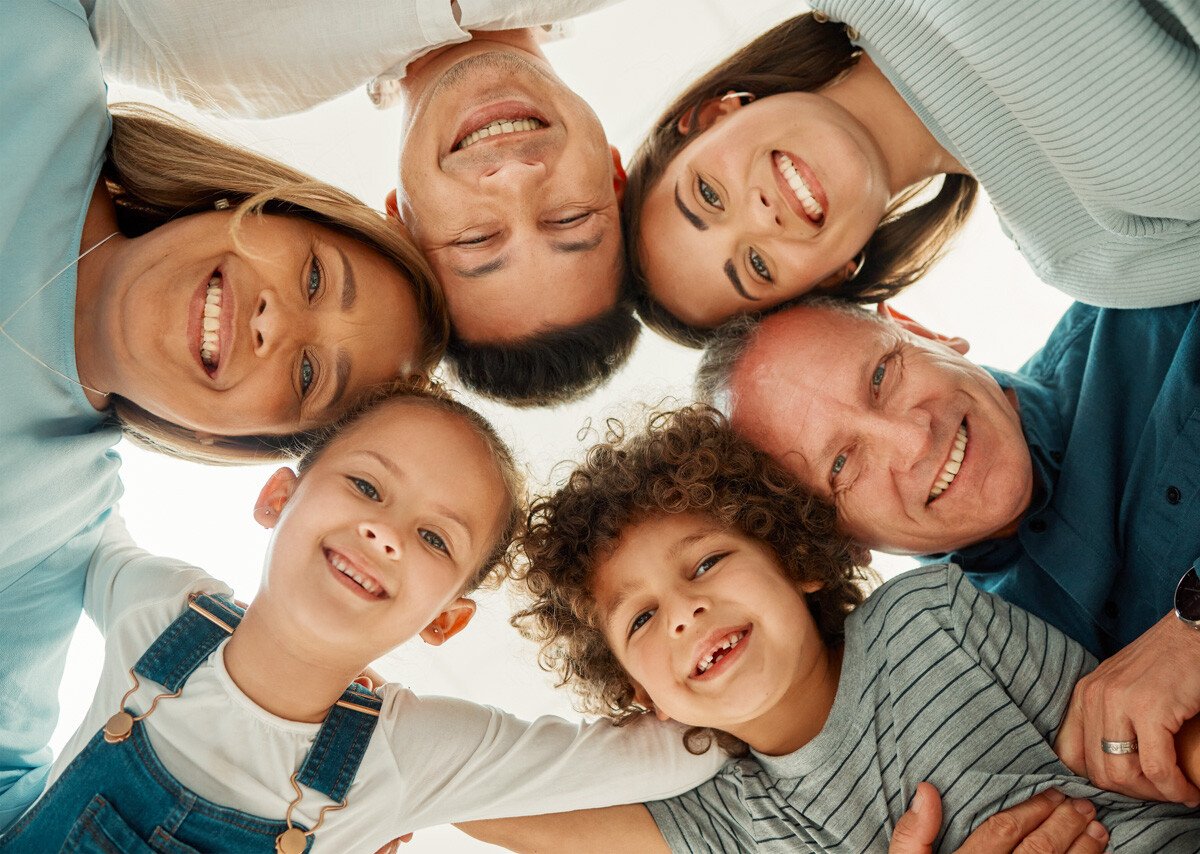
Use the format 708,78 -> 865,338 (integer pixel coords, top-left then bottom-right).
512,405 -> 872,753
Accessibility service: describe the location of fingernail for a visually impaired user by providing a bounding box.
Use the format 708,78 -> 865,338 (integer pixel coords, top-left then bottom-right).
1045,788 -> 1066,804
910,789 -> 925,813
1072,799 -> 1095,817
1086,821 -> 1108,841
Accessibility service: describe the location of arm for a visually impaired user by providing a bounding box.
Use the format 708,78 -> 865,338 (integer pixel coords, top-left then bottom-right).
456,804 -> 668,853
1054,610 -> 1200,804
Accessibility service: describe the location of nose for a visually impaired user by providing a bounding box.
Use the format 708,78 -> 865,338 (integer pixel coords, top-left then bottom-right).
672,599 -> 708,636
866,407 -> 933,471
358,521 -> 401,561
749,187 -> 783,232
250,290 -> 304,357
479,159 -> 548,195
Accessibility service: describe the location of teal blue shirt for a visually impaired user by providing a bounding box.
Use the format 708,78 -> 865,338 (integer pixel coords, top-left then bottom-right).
0,0 -> 122,828
928,302 -> 1200,658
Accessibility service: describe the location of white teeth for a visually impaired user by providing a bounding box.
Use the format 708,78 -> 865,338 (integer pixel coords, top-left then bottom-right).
330,552 -> 381,596
773,152 -> 825,221
457,117 -> 543,150
695,631 -> 746,674
199,278 -> 222,369
929,424 -> 969,500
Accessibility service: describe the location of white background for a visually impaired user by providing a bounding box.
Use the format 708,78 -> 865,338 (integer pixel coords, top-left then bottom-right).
62,1 -> 1072,850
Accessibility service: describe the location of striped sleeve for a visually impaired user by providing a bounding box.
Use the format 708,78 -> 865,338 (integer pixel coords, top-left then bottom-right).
645,764 -> 757,854
943,564 -> 1096,741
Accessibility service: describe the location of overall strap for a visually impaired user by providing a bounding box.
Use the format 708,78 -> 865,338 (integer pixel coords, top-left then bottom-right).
132,594 -> 244,692
295,682 -> 382,802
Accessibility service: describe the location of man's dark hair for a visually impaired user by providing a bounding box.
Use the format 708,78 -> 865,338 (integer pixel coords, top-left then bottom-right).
444,299 -> 641,407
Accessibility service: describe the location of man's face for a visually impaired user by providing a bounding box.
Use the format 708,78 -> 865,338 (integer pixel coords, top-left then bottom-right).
730,306 -> 1034,555
397,48 -> 623,343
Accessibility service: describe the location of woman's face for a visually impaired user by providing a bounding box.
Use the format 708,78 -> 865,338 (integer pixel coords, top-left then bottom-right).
84,211 -> 425,435
639,93 -> 891,328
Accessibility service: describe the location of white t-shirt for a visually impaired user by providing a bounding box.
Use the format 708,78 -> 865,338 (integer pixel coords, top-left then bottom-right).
52,516 -> 723,851
85,0 -> 625,116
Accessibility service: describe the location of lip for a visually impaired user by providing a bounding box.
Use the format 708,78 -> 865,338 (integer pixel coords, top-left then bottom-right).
927,418 -> 969,505
688,624 -> 752,681
450,99 -> 550,154
324,546 -> 390,601
772,150 -> 828,227
188,265 -> 235,383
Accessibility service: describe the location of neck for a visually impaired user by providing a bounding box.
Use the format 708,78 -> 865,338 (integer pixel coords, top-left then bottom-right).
825,54 -> 966,194
733,644 -> 843,756
74,181 -> 127,410
223,600 -> 369,723
399,28 -> 546,107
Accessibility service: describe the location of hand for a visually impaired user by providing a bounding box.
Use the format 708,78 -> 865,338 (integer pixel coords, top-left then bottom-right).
1054,611 -> 1200,804
889,783 -> 1108,853
372,833 -> 414,853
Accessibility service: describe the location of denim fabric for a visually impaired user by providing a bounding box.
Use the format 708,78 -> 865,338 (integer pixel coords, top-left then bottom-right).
0,594 -> 379,851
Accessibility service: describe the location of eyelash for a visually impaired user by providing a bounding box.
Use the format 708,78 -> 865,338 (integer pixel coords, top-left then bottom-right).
628,552 -> 727,637
831,357 -> 893,487
698,177 -> 723,210
551,212 -> 592,226
298,256 -> 324,398
420,529 -> 449,554
349,476 -> 380,501
454,232 -> 498,247
748,248 -> 772,282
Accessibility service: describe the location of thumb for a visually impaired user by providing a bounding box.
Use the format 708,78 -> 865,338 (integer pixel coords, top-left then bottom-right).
889,782 -> 943,854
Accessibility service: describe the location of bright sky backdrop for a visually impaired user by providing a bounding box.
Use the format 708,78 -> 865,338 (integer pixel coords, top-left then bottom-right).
59,1 -> 1073,849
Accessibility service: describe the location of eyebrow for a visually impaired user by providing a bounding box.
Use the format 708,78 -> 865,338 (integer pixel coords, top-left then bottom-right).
452,255 -> 509,279
360,450 -> 475,553
337,246 -> 357,311
724,260 -> 760,302
673,182 -> 707,231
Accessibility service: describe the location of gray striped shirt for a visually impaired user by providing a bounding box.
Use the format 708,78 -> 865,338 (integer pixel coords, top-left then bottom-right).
818,0 -> 1200,308
647,565 -> 1200,852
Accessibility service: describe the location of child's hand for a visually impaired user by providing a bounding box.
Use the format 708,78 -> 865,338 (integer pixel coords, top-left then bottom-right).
372,833 -> 414,853
889,783 -> 1108,854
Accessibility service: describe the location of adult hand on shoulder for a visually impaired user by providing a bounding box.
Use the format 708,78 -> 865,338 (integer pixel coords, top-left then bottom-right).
889,783 -> 1108,854
1054,611 -> 1200,805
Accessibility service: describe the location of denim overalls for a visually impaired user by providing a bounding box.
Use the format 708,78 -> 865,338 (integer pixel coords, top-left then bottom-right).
0,594 -> 381,853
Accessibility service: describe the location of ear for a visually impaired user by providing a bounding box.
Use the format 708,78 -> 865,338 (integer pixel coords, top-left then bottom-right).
876,302 -> 970,355
420,597 -> 476,646
611,145 -> 627,202
798,579 -> 825,594
254,467 -> 298,529
675,92 -> 744,136
633,683 -> 672,722
384,187 -> 400,220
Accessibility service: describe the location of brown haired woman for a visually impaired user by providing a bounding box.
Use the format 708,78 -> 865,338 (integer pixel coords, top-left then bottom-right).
0,0 -> 445,829
623,4 -> 1200,346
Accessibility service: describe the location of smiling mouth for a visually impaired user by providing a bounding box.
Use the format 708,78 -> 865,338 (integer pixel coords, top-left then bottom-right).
326,548 -> 387,599
693,628 -> 749,677
454,117 -> 546,151
773,151 -> 826,224
928,421 -> 968,503
199,273 -> 223,375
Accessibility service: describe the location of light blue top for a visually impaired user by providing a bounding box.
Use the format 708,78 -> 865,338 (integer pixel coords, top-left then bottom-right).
0,0 -> 122,829
821,0 -> 1200,308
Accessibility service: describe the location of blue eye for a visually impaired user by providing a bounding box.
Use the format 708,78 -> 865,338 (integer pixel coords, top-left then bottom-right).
871,362 -> 887,391
698,177 -> 723,209
831,454 -> 847,477
694,553 -> 726,578
748,249 -> 772,282
630,609 -> 655,636
307,257 -> 322,300
420,529 -> 448,553
299,354 -> 315,396
349,477 -> 380,501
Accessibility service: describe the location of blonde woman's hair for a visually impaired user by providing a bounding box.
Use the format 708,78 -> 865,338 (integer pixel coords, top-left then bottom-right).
103,103 -> 448,465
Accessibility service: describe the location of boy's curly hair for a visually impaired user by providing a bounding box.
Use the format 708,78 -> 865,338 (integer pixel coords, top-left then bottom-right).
512,405 -> 871,752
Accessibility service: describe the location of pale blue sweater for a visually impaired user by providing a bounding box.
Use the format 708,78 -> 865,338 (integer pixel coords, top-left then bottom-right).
820,0 -> 1200,308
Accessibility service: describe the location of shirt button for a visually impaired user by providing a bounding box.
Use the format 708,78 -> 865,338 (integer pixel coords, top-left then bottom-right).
1103,600 -> 1119,619
1167,486 -> 1183,505
1050,451 -> 1063,463
1029,518 -> 1047,533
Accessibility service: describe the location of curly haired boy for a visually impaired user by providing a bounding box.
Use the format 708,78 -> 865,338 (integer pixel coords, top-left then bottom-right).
508,406 -> 1200,853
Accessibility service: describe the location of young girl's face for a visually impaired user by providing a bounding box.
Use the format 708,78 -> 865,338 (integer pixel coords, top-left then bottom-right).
591,512 -> 832,742
639,93 -> 890,328
256,399 -> 508,660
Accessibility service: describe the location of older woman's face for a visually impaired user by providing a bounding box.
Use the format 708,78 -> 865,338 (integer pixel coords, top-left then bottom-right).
85,212 -> 424,435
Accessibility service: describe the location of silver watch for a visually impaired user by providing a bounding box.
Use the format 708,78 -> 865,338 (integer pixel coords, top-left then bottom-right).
1174,567 -> 1200,630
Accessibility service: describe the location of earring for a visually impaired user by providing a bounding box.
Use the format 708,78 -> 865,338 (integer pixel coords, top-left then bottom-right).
214,198 -> 230,210
432,626 -> 441,636
847,250 -> 867,281
262,508 -> 272,517
720,91 -> 755,105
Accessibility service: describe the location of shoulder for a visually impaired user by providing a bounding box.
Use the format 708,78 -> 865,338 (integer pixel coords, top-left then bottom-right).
854,563 -> 956,635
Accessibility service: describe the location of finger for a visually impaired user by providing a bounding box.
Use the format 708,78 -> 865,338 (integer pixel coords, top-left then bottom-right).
1011,798 -> 1096,854
1137,723 -> 1200,804
1055,699 -> 1086,777
959,788 -> 1066,852
1063,819 -> 1109,854
1098,714 -> 1142,792
399,832 -> 414,844
888,783 -> 943,854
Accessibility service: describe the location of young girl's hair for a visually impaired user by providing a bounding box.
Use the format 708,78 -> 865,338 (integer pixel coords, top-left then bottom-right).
102,103 -> 448,465
297,380 -> 527,592
512,405 -> 871,752
621,13 -> 978,348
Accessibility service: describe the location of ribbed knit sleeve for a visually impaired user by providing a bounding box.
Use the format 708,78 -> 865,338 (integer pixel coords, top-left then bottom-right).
819,0 -> 1200,307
